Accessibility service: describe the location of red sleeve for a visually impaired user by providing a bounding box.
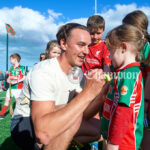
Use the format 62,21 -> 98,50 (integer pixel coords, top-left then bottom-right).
108,104 -> 132,145
103,43 -> 111,66
145,66 -> 150,72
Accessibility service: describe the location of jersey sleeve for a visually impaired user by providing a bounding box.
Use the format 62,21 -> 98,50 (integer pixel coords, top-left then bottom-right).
20,66 -> 26,76
142,42 -> 150,60
117,74 -> 136,107
30,69 -> 56,101
9,67 -> 12,76
108,105 -> 132,145
102,43 -> 111,66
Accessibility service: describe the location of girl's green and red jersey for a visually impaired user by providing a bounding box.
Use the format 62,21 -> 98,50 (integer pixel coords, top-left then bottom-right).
9,64 -> 25,89
101,62 -> 144,150
140,41 -> 150,81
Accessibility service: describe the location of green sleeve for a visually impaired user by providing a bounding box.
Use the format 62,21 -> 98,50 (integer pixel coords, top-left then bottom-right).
20,66 -> 25,76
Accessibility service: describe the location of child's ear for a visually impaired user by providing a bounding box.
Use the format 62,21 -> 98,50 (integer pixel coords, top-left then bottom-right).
122,42 -> 127,53
60,39 -> 67,51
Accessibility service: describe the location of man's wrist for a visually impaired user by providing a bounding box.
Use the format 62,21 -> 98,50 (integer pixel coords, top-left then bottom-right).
80,89 -> 95,102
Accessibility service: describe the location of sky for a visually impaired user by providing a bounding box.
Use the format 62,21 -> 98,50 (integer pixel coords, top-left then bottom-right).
0,0 -> 150,71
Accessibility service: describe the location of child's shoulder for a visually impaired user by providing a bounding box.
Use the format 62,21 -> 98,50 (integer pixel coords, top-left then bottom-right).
120,66 -> 141,76
118,66 -> 141,83
90,40 -> 106,49
19,65 -> 25,69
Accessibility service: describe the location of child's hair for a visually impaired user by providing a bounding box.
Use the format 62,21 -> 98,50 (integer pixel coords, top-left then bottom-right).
106,24 -> 145,60
45,40 -> 60,58
87,15 -> 105,31
10,53 -> 21,62
40,53 -> 46,61
56,23 -> 89,45
122,10 -> 150,63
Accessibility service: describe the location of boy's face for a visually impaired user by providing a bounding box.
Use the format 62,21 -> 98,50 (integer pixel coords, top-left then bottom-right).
90,28 -> 104,44
10,57 -> 17,65
49,47 -> 61,59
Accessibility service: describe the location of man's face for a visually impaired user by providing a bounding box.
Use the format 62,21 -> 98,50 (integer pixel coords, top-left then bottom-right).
63,28 -> 91,67
90,28 -> 104,44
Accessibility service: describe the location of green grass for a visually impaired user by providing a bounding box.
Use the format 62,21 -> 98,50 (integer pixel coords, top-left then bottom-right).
0,91 -> 21,150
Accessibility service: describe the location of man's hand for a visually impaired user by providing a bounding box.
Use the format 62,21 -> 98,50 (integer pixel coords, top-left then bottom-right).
84,69 -> 105,100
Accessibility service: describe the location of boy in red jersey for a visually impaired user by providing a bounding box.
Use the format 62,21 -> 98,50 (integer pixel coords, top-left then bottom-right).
82,15 -> 111,74
82,15 -> 111,150
0,53 -> 25,119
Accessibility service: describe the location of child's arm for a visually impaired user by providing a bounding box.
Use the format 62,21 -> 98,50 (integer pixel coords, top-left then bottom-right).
6,76 -> 11,83
106,142 -> 119,150
18,76 -> 26,83
83,82 -> 109,120
107,104 -> 132,148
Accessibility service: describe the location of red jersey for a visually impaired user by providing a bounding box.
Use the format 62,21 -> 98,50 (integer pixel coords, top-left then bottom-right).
82,41 -> 111,73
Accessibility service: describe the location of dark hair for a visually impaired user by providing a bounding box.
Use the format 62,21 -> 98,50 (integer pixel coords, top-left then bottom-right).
10,53 -> 21,62
87,15 -> 105,31
106,24 -> 145,60
56,23 -> 89,45
122,10 -> 150,63
40,53 -> 46,61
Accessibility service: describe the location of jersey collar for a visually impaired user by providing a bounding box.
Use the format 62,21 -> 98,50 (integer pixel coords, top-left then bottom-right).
90,40 -> 104,47
116,62 -> 140,72
13,64 -> 20,69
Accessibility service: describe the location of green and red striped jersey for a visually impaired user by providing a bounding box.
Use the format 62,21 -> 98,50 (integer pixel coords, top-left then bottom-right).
9,65 -> 25,89
101,62 -> 144,150
140,42 -> 150,80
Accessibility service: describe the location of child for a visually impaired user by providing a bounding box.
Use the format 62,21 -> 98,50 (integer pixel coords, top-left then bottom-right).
122,10 -> 150,150
82,15 -> 111,74
81,15 -> 111,150
82,15 -> 111,150
45,40 -> 61,59
122,10 -> 150,82
40,53 -> 46,61
0,53 -> 25,119
101,24 -> 144,150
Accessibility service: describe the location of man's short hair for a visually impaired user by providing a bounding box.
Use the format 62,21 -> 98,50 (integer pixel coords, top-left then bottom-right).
10,53 -> 21,62
87,15 -> 105,31
56,23 -> 89,45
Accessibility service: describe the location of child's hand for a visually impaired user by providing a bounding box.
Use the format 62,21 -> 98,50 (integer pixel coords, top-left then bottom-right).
10,80 -> 18,85
7,78 -> 11,84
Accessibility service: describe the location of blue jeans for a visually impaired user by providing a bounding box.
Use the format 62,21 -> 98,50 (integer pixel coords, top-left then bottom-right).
11,116 -> 41,150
